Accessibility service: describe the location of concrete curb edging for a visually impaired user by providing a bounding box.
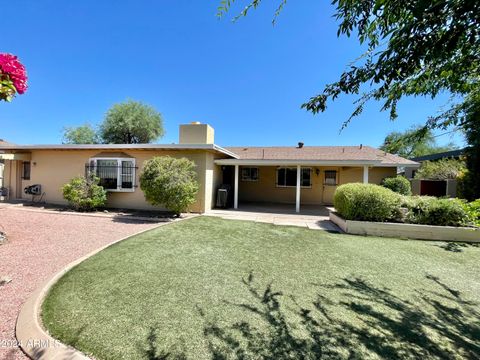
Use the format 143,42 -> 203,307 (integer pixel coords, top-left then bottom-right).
1,204 -> 180,223
15,214 -> 198,360
330,212 -> 480,242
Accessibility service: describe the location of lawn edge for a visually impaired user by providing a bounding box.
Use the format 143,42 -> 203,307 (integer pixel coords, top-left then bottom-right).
15,214 -> 199,360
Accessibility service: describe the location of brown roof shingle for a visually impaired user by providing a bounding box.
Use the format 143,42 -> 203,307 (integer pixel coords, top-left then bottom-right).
225,146 -> 418,166
0,139 -> 15,147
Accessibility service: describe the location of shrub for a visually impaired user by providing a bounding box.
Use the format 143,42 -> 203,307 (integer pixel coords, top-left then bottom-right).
381,176 -> 412,195
457,170 -> 478,201
62,175 -> 107,211
140,156 -> 199,215
402,196 -> 437,224
403,196 -> 470,227
462,199 -> 480,227
334,183 -> 402,222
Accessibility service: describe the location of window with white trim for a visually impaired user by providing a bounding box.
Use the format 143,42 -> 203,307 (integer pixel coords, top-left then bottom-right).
276,167 -> 311,187
324,170 -> 337,185
241,167 -> 259,181
87,157 -> 136,191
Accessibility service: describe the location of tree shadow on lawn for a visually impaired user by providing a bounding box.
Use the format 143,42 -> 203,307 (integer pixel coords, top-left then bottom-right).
434,242 -> 479,253
197,272 -> 480,360
138,326 -> 187,360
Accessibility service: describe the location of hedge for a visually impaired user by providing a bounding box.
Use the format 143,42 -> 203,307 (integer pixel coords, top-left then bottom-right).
334,184 -> 473,227
334,183 -> 402,222
403,197 -> 470,227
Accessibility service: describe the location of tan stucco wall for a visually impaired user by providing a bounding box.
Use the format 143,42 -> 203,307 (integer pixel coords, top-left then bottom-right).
238,166 -> 397,205
3,152 -> 398,210
3,149 -> 220,213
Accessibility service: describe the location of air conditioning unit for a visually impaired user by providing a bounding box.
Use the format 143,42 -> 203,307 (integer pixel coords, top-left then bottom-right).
24,184 -> 42,195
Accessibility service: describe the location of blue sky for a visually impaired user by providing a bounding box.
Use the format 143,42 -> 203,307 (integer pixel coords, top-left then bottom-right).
1,0 -> 464,148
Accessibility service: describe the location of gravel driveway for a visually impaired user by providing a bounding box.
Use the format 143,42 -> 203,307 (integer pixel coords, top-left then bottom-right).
0,206 -> 161,360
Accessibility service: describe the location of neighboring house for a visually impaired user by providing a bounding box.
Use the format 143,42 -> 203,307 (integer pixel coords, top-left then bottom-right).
403,149 -> 465,198
404,149 -> 464,179
0,123 -> 418,213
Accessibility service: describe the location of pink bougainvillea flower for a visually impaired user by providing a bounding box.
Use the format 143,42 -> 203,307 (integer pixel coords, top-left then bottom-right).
0,53 -> 28,94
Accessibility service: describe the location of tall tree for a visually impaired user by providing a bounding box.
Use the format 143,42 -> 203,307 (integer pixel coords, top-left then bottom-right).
62,124 -> 99,144
379,126 -> 457,159
218,0 -> 480,198
100,100 -> 165,144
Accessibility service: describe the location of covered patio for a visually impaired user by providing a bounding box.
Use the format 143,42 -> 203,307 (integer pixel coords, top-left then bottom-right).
215,159 -> 376,213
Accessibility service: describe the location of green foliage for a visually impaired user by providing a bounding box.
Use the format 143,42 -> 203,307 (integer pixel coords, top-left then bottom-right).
456,97 -> 480,200
379,126 -> 457,159
301,1 -> 479,131
403,197 -> 469,227
62,124 -> 99,144
414,158 -> 466,180
0,74 -> 16,102
62,175 -> 107,211
462,199 -> 480,227
381,176 -> 411,195
334,183 -> 401,222
140,156 -> 199,215
100,100 -> 165,144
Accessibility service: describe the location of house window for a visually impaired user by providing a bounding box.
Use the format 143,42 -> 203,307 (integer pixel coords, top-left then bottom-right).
276,167 -> 311,188
86,158 -> 136,191
324,170 -> 337,185
22,161 -> 31,180
241,167 -> 259,181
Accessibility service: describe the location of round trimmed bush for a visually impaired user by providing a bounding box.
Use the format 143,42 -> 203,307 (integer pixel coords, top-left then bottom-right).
381,176 -> 412,195
334,183 -> 402,222
140,156 -> 199,215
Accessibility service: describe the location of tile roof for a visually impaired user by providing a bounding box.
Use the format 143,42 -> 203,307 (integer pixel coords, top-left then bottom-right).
225,146 -> 418,166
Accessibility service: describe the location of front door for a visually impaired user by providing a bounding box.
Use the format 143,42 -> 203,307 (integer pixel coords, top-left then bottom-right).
321,169 -> 338,204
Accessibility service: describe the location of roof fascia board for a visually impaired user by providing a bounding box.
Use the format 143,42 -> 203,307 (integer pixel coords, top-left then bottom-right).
375,162 -> 420,167
0,143 -> 239,158
214,159 -> 381,166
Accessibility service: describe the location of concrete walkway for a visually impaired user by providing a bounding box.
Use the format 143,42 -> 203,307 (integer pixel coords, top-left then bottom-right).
206,203 -> 340,232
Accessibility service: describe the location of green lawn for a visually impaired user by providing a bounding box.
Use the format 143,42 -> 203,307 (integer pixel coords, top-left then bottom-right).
42,216 -> 480,360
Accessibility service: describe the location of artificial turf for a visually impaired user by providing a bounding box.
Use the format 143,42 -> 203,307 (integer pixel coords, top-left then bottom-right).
42,216 -> 480,359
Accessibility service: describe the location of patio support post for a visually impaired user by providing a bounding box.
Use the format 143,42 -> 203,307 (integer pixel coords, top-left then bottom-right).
363,165 -> 369,183
234,165 -> 239,209
296,165 -> 301,213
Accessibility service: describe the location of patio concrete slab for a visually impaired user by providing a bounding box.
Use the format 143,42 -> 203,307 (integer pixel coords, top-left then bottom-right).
206,203 -> 340,232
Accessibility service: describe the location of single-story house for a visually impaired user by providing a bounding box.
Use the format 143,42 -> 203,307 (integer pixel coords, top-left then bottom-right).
0,123 -> 418,213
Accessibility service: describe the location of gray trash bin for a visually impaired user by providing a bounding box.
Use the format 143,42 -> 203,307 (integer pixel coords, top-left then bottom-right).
216,188 -> 228,208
